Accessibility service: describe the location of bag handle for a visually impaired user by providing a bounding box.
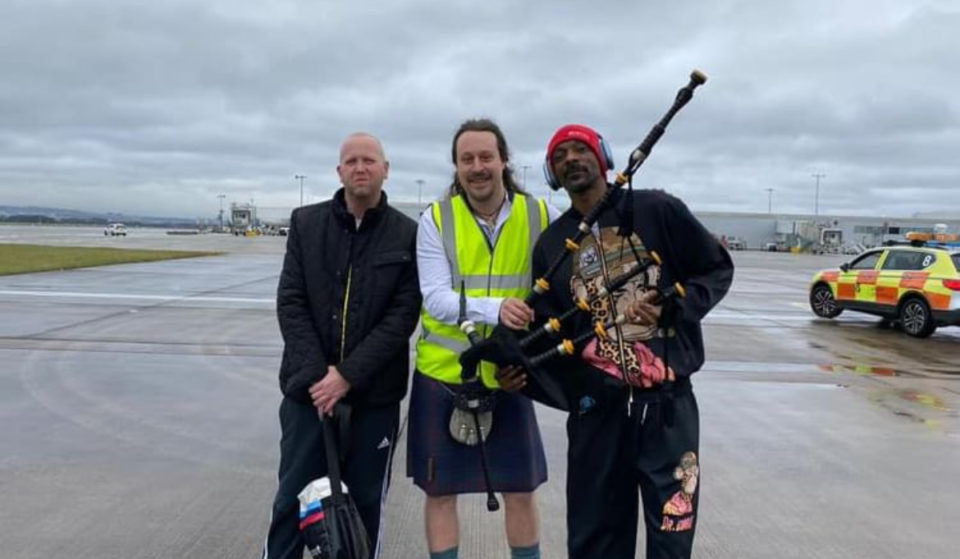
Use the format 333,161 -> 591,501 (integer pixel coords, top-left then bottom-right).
319,403 -> 352,499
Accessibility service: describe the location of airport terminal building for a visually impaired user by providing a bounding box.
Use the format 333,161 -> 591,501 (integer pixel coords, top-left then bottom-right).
387,201 -> 960,253
694,211 -> 960,252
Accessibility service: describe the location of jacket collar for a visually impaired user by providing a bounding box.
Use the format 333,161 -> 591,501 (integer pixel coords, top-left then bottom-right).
332,188 -> 389,231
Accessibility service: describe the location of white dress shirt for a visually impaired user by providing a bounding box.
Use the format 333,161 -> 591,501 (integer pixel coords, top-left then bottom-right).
417,193 -> 562,327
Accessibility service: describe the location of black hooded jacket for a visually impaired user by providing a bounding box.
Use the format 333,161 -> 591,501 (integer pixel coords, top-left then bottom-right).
527,187 -> 733,408
276,189 -> 421,407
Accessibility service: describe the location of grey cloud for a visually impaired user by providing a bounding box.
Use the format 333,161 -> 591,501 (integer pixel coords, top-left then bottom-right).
0,0 -> 957,219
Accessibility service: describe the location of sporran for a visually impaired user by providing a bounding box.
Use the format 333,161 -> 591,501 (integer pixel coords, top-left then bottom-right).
448,384 -> 496,446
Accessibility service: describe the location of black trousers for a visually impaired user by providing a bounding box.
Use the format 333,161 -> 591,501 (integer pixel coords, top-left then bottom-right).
261,398 -> 400,559
567,379 -> 700,559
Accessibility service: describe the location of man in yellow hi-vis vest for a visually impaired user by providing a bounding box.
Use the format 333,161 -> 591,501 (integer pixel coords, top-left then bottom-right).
408,119 -> 559,559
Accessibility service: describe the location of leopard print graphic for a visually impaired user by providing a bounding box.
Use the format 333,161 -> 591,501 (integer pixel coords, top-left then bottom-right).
581,279 -> 644,385
572,228 -> 673,387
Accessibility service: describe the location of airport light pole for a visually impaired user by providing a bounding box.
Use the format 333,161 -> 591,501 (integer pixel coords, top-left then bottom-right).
766,188 -> 773,214
416,179 -> 425,206
295,174 -> 307,207
521,165 -> 531,190
811,173 -> 825,216
217,193 -> 226,230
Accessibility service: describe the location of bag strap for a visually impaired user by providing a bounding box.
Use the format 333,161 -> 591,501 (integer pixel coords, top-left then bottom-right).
319,404 -> 352,499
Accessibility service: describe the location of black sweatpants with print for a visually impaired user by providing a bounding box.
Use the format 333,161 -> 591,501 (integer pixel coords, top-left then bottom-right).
261,398 -> 400,559
566,378 -> 700,559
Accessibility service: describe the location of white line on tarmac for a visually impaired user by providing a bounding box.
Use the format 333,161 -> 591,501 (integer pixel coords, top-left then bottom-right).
0,290 -> 817,319
0,290 -> 273,304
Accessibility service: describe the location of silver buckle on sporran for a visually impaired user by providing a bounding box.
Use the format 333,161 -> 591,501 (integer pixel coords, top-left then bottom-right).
448,390 -> 495,446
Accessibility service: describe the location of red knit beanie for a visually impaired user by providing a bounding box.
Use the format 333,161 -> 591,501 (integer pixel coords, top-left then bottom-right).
546,124 -> 609,173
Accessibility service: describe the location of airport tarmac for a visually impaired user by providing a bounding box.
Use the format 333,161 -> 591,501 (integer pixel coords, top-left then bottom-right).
0,225 -> 957,558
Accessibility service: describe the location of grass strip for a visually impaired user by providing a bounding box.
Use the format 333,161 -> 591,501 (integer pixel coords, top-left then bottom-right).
0,244 -> 222,276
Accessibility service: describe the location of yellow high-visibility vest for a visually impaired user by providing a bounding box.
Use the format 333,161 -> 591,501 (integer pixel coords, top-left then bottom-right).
416,192 -> 548,388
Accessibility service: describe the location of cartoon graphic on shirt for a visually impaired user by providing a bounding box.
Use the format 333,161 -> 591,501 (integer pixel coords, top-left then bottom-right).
661,451 -> 698,532
572,227 -> 675,387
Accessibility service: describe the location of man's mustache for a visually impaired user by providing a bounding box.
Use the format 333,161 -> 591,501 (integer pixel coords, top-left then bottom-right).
467,172 -> 493,182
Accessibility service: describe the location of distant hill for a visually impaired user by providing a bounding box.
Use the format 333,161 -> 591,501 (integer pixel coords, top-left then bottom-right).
0,205 -> 205,228
912,210 -> 960,220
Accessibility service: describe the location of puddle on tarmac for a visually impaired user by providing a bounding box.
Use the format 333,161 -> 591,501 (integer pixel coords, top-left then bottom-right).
817,362 -> 960,377
867,391 -> 957,432
805,330 -> 960,375
818,363 -> 898,377
818,364 -> 957,432
897,389 -> 949,411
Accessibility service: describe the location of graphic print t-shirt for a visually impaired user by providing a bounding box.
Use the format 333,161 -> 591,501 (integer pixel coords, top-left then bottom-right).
572,227 -> 674,388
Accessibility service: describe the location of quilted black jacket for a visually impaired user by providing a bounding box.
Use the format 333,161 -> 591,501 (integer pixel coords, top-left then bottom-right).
276,189 -> 421,407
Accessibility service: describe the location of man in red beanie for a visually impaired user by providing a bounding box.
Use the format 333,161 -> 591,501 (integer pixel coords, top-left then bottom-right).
545,124 -> 612,189
525,123 -> 733,559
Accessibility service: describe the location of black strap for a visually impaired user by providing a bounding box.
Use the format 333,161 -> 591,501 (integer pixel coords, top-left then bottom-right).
337,403 -> 353,463
319,404 -> 352,500
616,176 -> 636,238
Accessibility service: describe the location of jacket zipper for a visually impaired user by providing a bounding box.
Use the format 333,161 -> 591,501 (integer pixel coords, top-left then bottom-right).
339,266 -> 353,361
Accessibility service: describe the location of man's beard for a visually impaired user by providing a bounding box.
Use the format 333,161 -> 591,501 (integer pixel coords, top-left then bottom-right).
561,165 -> 597,193
565,179 -> 594,194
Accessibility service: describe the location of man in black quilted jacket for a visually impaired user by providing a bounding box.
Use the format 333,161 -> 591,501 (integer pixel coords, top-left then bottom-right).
261,132 -> 421,559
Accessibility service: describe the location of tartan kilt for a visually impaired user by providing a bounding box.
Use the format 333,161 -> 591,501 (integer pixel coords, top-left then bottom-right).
406,370 -> 548,496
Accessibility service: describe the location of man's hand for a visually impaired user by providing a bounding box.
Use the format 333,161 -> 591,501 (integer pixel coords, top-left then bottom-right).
309,366 -> 351,415
624,290 -> 662,327
499,297 -> 534,329
495,365 -> 527,392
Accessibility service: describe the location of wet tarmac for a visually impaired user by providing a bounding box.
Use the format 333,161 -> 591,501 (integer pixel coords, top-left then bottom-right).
0,225 -> 957,558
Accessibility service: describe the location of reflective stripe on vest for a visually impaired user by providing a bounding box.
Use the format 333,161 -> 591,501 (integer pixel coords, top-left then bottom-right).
416,193 -> 548,387
420,322 -> 471,354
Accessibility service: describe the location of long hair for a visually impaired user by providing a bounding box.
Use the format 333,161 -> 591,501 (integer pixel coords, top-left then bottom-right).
448,118 -> 527,197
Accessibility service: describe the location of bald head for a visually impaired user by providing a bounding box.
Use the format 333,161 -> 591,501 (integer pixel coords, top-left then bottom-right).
339,132 -> 386,163
337,132 -> 389,210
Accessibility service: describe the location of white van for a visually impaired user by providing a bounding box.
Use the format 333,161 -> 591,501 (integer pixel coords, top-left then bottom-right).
104,223 -> 127,236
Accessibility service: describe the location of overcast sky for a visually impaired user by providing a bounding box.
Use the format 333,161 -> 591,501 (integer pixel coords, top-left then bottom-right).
1,0 -> 958,220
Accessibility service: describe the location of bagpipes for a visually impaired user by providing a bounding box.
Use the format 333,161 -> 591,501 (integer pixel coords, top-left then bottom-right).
451,269 -> 688,514
457,70 -> 708,431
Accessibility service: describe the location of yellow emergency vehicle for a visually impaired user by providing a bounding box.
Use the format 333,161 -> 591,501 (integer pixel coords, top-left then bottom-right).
809,235 -> 960,338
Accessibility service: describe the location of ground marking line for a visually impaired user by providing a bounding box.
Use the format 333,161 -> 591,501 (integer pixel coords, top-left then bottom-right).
0,289 -> 273,304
